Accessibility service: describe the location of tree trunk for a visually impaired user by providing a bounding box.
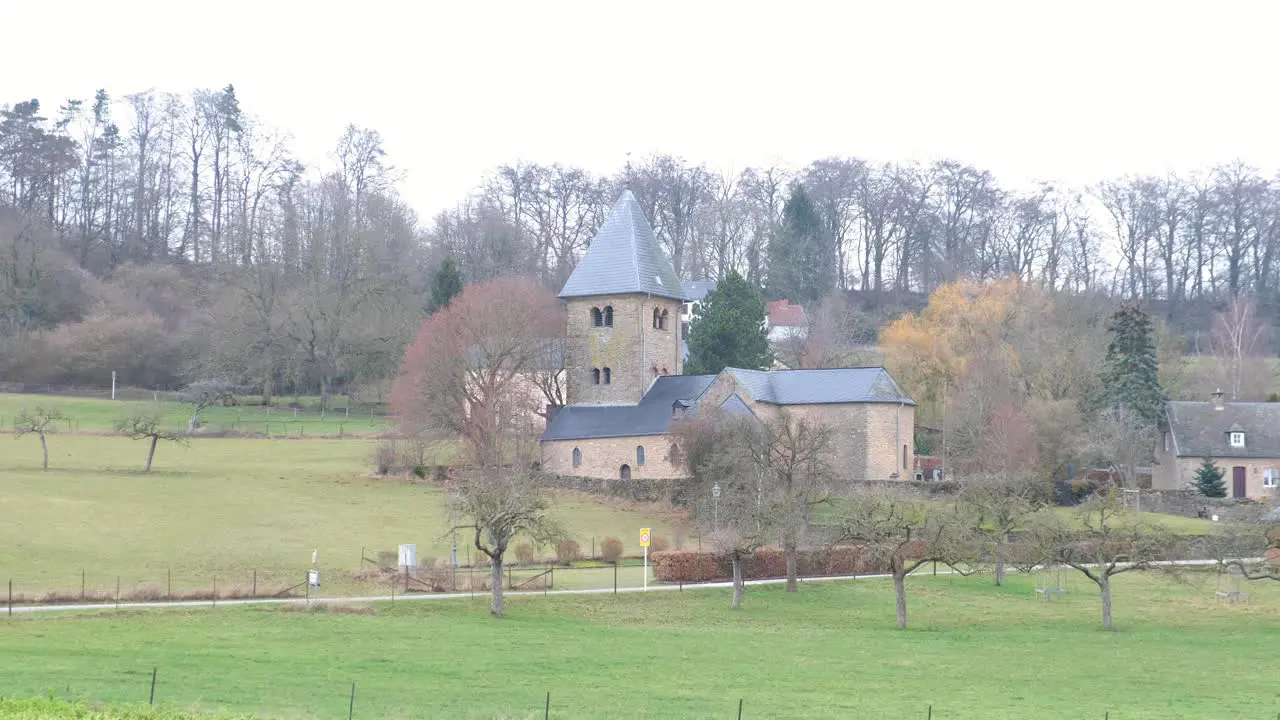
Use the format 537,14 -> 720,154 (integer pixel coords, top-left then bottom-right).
1099,575 -> 1113,631
145,434 -> 158,473
39,431 -> 48,471
784,534 -> 798,592
490,554 -> 504,617
188,405 -> 201,433
893,569 -> 908,629
994,536 -> 1006,586
731,555 -> 744,609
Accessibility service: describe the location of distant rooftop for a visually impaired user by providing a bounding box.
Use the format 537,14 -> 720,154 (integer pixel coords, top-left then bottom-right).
766,299 -> 807,328
682,280 -> 717,303
722,367 -> 914,406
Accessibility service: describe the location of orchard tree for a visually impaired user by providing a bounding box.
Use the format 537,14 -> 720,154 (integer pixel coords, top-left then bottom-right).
392,276 -> 564,463
834,489 -> 978,628
1019,492 -> 1175,630
1194,457 -> 1227,497
114,411 -> 186,473
180,379 -> 236,433
451,462 -> 563,617
14,406 -> 67,470
685,269 -> 772,375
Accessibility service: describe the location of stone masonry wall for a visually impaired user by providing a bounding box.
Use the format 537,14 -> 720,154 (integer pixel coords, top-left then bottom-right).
1154,456 -> 1280,500
564,294 -> 683,406
542,434 -> 689,480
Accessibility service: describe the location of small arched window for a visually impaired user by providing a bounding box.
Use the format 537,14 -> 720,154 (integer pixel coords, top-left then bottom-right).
603,367 -> 612,384
592,368 -> 601,385
619,464 -> 631,480
591,307 -> 603,327
636,446 -> 645,466
660,366 -> 668,375
659,309 -> 669,330
669,443 -> 683,467
604,305 -> 614,326
572,448 -> 581,467
652,307 -> 661,329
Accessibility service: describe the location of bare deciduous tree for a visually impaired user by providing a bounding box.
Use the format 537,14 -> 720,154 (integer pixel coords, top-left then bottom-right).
959,473 -> 1048,585
1018,492 -> 1176,630
1210,295 -> 1272,400
180,378 -> 236,432
114,411 -> 185,473
834,489 -> 977,628
449,464 -> 563,617
14,406 -> 67,470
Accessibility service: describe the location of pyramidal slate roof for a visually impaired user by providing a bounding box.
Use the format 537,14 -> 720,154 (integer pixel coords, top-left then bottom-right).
558,191 -> 687,301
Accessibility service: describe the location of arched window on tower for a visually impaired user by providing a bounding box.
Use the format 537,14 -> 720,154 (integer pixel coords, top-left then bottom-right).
592,368 -> 601,385
604,306 -> 614,326
636,446 -> 645,466
659,309 -> 669,330
572,448 -> 581,467
652,307 -> 661,329
603,367 -> 612,384
591,307 -> 603,326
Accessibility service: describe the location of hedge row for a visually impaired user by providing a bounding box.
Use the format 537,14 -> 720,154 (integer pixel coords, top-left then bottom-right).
652,543 -> 926,583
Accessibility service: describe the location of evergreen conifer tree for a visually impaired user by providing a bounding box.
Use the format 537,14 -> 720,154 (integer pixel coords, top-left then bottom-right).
685,270 -> 773,375
766,184 -> 837,306
427,256 -> 464,314
1099,303 -> 1165,427
1193,456 -> 1227,497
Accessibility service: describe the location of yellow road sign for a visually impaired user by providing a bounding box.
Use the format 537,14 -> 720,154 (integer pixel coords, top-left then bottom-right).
639,528 -> 651,547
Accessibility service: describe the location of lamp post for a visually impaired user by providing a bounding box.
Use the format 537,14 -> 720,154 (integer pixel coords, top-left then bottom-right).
712,483 -> 721,531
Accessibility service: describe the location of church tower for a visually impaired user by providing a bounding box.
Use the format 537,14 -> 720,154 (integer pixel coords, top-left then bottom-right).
559,191 -> 686,406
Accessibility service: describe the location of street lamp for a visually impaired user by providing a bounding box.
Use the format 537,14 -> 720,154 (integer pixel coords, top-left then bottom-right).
711,483 -> 721,531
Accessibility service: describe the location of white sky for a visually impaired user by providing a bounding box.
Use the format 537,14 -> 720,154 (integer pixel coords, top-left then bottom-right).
6,0 -> 1280,221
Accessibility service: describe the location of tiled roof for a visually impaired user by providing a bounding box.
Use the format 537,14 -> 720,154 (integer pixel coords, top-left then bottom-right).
1167,401 -> 1280,458
558,191 -> 686,301
541,374 -> 716,441
722,367 -> 915,406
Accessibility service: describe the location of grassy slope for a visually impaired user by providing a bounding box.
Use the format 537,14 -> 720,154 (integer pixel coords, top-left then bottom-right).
2,574 -> 1278,719
0,435 -> 678,594
0,393 -> 386,436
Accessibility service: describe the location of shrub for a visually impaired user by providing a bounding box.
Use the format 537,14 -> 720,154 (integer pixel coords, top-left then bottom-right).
652,546 -> 880,583
650,534 -> 670,553
554,538 -> 581,565
371,441 -> 397,475
651,550 -> 722,582
514,543 -> 536,565
600,536 -> 624,563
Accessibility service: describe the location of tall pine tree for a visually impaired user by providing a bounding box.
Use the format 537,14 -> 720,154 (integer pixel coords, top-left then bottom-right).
685,270 -> 773,375
1099,303 -> 1165,427
766,184 -> 837,306
426,256 -> 464,314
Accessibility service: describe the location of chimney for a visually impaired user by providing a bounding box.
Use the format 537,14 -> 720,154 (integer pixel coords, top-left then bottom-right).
1211,389 -> 1225,411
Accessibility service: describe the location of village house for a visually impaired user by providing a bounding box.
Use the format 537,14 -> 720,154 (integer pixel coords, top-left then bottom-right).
539,190 -> 916,482
1154,389 -> 1280,499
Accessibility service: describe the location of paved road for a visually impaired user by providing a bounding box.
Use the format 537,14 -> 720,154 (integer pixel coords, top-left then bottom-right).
2,558 -> 1249,616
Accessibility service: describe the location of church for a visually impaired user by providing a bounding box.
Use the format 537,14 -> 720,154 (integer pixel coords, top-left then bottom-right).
540,191 -> 917,483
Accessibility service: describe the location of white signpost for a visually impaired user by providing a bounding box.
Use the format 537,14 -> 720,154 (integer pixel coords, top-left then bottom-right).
398,543 -> 417,569
639,527 -> 651,591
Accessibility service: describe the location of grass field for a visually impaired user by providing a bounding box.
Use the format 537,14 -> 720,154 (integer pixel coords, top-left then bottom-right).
0,434 -> 680,598
0,393 -> 387,436
2,573 -> 1278,719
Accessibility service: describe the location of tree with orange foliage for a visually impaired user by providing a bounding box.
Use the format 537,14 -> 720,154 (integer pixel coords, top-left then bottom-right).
391,276 -> 564,465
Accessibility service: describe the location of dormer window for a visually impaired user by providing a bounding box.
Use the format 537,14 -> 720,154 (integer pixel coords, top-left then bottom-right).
1230,431 -> 1245,448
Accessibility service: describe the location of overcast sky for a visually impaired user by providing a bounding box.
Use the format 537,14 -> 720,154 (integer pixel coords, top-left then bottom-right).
7,0 -> 1279,221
